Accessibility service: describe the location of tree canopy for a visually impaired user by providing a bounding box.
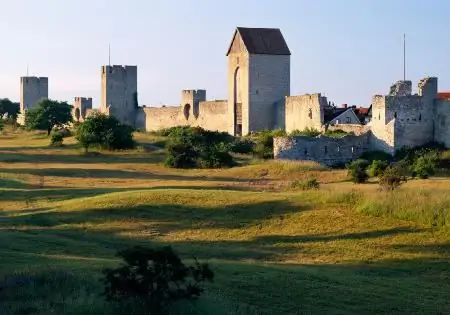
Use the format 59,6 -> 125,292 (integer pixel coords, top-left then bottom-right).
75,111 -> 135,152
25,99 -> 73,135
0,98 -> 20,120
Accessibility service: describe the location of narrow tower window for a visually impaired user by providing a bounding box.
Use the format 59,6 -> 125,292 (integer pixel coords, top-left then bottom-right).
394,112 -> 397,119
308,108 -> 313,119
419,114 -> 422,121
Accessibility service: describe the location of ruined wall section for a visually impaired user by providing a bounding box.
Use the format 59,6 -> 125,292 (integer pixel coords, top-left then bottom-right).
325,124 -> 370,135
285,94 -> 326,133
248,54 -> 290,132
101,65 -> 137,127
434,99 -> 450,147
389,80 -> 412,96
274,133 -> 370,166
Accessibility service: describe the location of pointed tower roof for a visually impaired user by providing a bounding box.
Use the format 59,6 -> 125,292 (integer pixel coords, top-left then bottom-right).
226,27 -> 291,56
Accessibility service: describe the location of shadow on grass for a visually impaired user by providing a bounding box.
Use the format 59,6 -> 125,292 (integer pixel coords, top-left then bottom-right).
0,167 -> 255,183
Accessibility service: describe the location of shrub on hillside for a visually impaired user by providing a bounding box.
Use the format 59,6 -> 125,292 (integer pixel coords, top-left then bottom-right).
412,154 -> 438,179
367,160 -> 389,178
346,159 -> 370,183
75,112 -> 135,153
360,150 -> 393,163
50,132 -> 64,146
291,178 -> 320,190
164,126 -> 235,168
230,138 -> 255,154
252,129 -> 286,159
102,246 -> 214,314
289,127 -> 321,137
379,165 -> 407,191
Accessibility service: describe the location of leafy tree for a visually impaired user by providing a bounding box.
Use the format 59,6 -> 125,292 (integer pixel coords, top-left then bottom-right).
50,132 -> 64,146
367,160 -> 389,177
0,98 -> 20,120
25,99 -> 73,135
75,112 -> 135,153
412,154 -> 437,179
164,126 -> 235,169
102,246 -> 214,314
252,129 -> 286,159
346,159 -> 370,183
379,165 -> 407,191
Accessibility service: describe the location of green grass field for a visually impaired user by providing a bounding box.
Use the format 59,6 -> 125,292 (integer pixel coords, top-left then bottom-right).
1,128 -> 449,314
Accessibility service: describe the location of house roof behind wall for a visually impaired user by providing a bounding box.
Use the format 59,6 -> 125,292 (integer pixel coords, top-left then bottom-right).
437,92 -> 450,100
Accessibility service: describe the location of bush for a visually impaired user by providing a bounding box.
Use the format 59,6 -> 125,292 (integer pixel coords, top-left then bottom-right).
102,246 -> 214,314
323,129 -> 348,138
346,159 -> 370,183
367,160 -> 389,178
0,120 -> 3,132
379,165 -> 407,191
289,127 -> 321,137
230,138 -> 255,154
75,112 -> 135,153
164,126 -> 235,169
360,150 -> 393,163
291,178 -> 320,190
50,132 -> 64,146
412,154 -> 438,179
252,129 -> 286,159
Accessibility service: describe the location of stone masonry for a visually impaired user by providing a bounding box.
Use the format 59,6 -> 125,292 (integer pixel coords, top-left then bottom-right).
57,26 -> 450,166
18,76 -> 48,125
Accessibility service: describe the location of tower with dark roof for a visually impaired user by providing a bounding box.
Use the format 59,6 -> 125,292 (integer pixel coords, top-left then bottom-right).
226,27 -> 291,136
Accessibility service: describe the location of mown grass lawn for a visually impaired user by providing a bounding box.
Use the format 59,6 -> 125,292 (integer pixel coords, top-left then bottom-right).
0,129 -> 449,314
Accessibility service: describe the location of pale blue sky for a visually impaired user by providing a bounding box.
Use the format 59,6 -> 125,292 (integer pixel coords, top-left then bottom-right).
1,0 -> 449,107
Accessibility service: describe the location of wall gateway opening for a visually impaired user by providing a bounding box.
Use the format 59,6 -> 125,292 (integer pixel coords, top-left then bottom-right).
183,104 -> 191,120
233,67 -> 243,136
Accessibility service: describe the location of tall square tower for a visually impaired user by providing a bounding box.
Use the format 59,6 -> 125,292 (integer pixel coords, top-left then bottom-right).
18,76 -> 48,125
226,27 -> 291,136
101,65 -> 138,126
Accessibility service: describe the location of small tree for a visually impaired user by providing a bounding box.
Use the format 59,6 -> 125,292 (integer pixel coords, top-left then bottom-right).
367,160 -> 389,178
347,159 -> 369,183
25,99 -> 73,135
50,132 -> 64,146
75,112 -> 135,152
412,154 -> 438,179
379,165 -> 407,191
0,120 -> 3,132
0,98 -> 20,120
102,246 -> 214,314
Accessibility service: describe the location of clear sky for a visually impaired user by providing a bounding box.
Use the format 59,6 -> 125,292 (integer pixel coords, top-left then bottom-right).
1,0 -> 449,108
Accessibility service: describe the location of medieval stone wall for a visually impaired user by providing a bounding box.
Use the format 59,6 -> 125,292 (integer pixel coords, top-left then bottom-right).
247,54 -> 290,132
140,100 -> 228,132
434,99 -> 450,147
18,76 -> 48,125
325,124 -> 369,135
274,133 -> 370,166
73,97 -> 92,122
285,94 -> 326,133
101,65 -> 137,127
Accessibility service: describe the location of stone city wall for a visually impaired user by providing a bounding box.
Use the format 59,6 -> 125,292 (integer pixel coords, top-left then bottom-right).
434,99 -> 450,147
140,100 -> 228,132
274,132 -> 370,166
285,93 -> 327,133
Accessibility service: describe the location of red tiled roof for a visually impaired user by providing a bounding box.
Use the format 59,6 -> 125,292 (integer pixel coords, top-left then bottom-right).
437,92 -> 450,100
354,107 -> 370,115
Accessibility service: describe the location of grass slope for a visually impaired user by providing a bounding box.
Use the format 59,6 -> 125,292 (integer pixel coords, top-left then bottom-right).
0,128 -> 449,314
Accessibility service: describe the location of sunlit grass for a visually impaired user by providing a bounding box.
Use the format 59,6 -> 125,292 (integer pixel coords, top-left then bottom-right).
0,128 -> 450,314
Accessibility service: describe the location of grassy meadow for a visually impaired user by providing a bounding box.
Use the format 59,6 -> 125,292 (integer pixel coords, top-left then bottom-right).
0,127 -> 449,314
